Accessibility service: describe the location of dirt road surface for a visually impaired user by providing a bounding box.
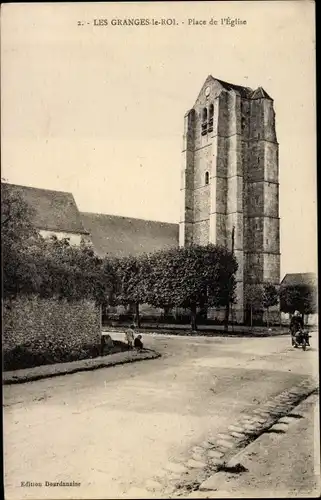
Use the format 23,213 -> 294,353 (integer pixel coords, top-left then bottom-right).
3,331 -> 319,499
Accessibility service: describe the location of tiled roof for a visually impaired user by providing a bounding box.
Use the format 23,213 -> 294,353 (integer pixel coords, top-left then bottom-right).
3,183 -> 88,234
280,273 -> 317,288
200,75 -> 272,100
81,212 -> 179,258
251,87 -> 273,100
215,77 -> 253,98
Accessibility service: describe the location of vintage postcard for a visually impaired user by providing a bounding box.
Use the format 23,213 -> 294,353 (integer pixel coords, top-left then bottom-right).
1,1 -> 318,499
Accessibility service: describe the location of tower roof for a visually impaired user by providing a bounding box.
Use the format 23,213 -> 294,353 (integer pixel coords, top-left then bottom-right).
251,86 -> 273,100
195,75 -> 272,102
214,77 -> 253,98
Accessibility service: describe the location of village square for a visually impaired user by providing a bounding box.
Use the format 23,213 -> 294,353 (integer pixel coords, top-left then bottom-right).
3,73 -> 319,499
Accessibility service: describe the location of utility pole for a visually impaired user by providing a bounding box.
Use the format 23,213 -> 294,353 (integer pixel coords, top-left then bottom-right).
231,226 -> 235,332
231,225 -> 235,253
224,226 -> 235,332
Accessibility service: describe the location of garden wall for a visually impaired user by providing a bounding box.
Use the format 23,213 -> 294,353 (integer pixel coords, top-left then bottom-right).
281,312 -> 318,327
3,295 -> 101,370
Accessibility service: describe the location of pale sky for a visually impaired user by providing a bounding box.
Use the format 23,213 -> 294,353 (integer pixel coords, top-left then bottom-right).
1,1 -> 317,278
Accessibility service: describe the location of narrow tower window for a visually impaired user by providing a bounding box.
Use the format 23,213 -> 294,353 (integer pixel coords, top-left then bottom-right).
208,104 -> 214,132
202,108 -> 208,121
205,171 -> 209,185
201,107 -> 208,135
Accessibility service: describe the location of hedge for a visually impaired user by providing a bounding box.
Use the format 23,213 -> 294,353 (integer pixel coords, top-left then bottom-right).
3,295 -> 107,371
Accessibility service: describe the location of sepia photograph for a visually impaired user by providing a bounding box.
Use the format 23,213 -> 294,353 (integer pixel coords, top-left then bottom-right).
1,1 -> 318,499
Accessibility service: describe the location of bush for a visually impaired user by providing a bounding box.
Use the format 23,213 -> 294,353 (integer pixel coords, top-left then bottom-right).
1,183 -> 115,304
3,296 -> 103,370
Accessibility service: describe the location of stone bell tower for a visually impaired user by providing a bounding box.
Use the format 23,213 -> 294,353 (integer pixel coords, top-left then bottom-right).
180,75 -> 280,323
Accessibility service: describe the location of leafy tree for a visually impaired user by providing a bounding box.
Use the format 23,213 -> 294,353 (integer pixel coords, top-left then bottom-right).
34,236 -> 115,304
145,244 -> 238,331
1,182 -> 40,299
262,283 -> 279,327
246,283 -> 279,327
112,253 -> 151,327
246,285 -> 264,327
99,254 -> 118,308
1,182 -> 115,304
280,285 -> 317,325
1,182 -> 37,243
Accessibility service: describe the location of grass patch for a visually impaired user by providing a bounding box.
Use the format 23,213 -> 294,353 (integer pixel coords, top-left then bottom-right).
3,339 -> 129,371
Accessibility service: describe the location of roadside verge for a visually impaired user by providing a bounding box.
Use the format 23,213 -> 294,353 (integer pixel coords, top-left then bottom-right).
196,392 -> 320,497
154,379 -> 318,498
103,326 -> 293,338
3,349 -> 161,385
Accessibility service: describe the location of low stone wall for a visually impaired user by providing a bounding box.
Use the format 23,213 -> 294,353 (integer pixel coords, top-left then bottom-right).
3,295 -> 101,354
106,304 -> 164,317
105,304 -> 284,326
281,312 -> 318,327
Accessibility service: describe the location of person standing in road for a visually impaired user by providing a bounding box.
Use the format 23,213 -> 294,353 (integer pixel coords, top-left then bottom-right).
125,325 -> 135,350
290,310 -> 304,347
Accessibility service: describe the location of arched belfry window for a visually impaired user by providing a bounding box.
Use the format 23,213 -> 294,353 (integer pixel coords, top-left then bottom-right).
202,108 -> 208,121
201,107 -> 208,136
208,104 -> 214,132
205,171 -> 209,185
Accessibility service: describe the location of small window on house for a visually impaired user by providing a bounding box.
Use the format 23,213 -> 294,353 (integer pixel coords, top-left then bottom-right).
205,171 -> 209,185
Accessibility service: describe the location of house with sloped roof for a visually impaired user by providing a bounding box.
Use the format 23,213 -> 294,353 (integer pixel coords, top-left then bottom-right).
3,183 -> 91,246
2,182 -> 179,322
80,212 -> 179,258
280,272 -> 318,326
3,183 -> 180,257
280,273 -> 317,289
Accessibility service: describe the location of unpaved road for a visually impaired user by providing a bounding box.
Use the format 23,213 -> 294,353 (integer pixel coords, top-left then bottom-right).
3,332 -> 319,499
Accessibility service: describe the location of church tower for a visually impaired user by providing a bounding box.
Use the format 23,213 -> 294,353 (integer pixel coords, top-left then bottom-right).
180,76 -> 280,323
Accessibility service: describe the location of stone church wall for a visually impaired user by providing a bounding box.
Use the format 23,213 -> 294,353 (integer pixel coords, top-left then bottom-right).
193,220 -> 210,245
